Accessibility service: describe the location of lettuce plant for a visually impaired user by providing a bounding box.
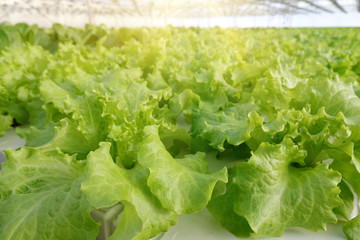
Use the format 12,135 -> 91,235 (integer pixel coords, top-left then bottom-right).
0,24 -> 360,239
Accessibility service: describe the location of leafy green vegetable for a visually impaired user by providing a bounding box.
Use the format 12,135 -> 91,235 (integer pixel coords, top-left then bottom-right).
343,215 -> 360,240
0,24 -> 360,240
208,139 -> 342,238
191,102 -> 259,151
0,147 -> 99,240
0,113 -> 12,136
81,142 -> 177,240
138,125 -> 227,214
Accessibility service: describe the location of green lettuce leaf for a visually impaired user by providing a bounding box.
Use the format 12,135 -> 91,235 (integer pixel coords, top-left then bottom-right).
191,101 -> 259,151
309,79 -> 360,127
343,215 -> 360,240
101,77 -> 174,168
333,180 -> 355,221
138,125 -> 227,214
40,80 -> 107,140
15,102 -> 58,148
208,139 -> 342,238
207,173 -> 253,238
0,113 -> 12,136
325,143 -> 360,197
81,142 -> 177,240
38,80 -> 107,157
40,119 -> 100,158
0,147 -> 99,240
0,45 -> 50,124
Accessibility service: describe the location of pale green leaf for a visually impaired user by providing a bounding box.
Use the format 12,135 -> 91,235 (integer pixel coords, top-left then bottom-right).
0,147 -> 98,240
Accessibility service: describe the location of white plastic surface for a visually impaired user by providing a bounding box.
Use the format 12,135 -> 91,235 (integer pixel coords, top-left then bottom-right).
0,129 -> 26,169
161,208 -> 347,240
0,129 -> 26,150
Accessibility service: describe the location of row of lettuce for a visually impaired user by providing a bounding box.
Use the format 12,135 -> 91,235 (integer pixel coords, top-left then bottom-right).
0,23 -> 360,240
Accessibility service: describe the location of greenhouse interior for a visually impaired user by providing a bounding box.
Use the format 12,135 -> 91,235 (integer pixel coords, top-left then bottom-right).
1,0 -> 360,27
1,1 -> 360,240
